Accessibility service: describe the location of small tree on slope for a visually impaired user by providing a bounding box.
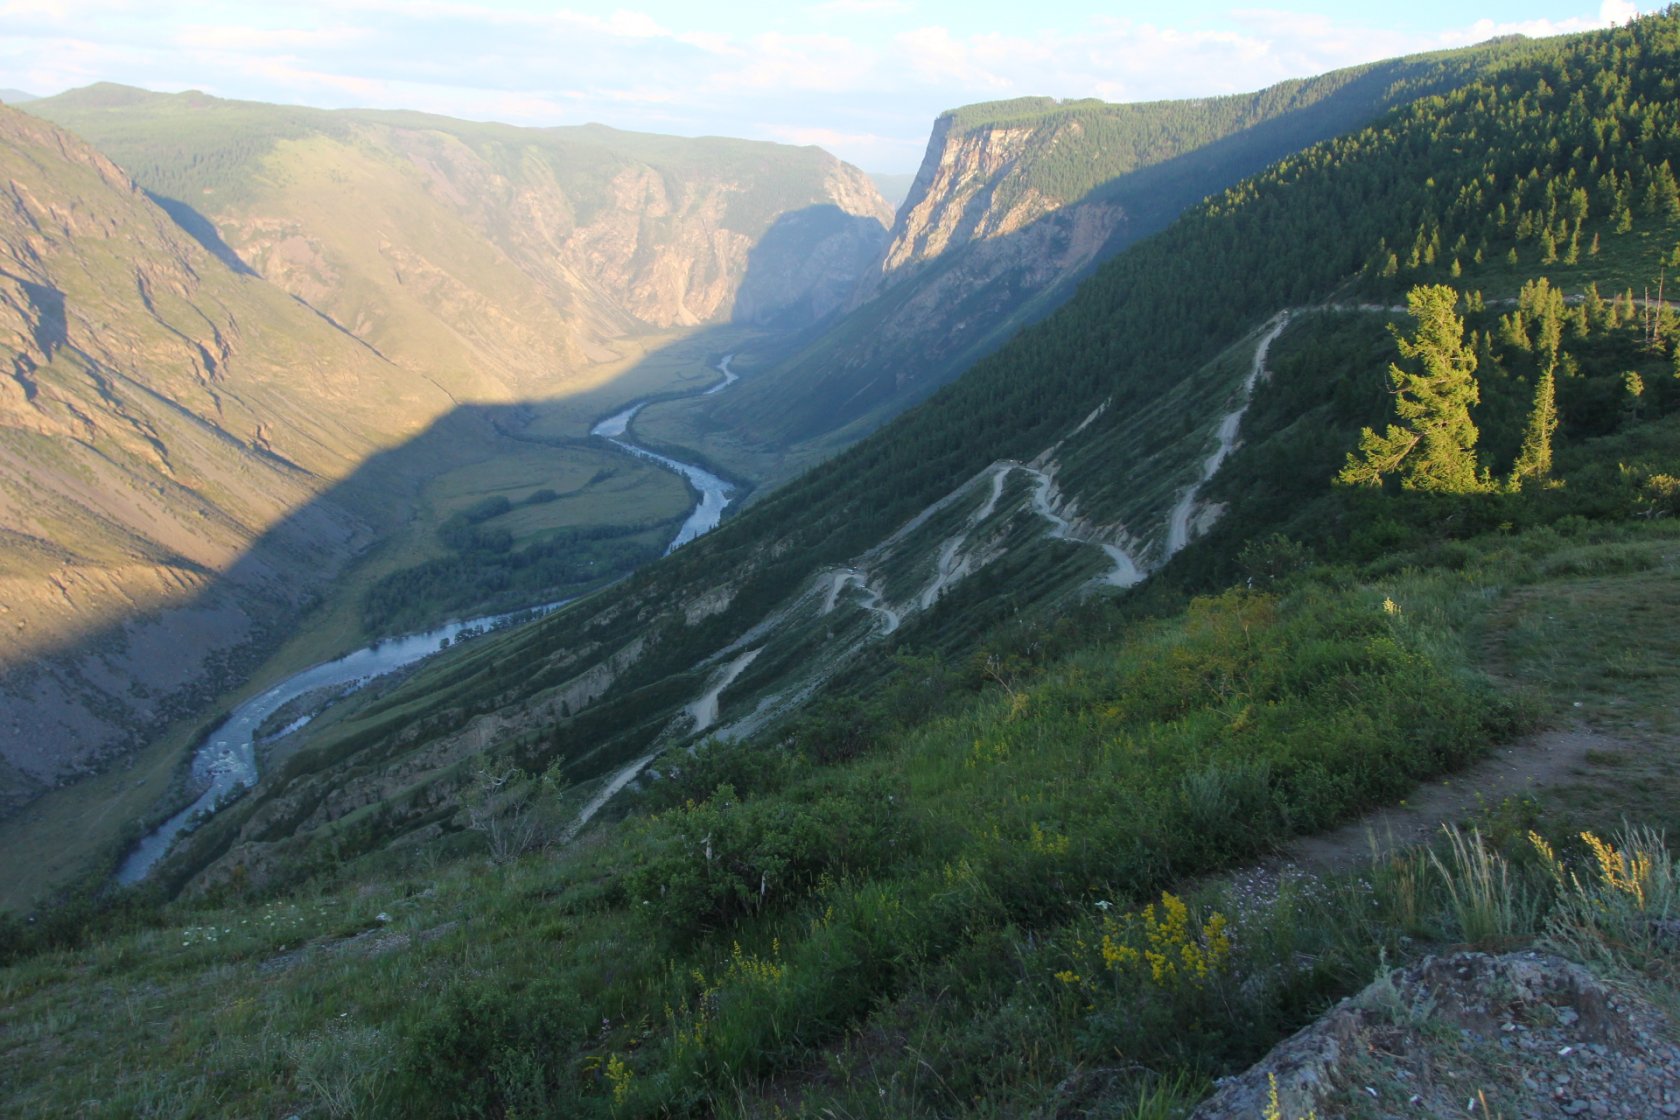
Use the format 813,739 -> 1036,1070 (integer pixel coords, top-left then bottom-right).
1339,284 -> 1486,493
1509,368 -> 1559,490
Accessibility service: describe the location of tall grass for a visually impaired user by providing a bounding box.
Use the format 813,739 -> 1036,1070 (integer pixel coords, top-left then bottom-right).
1427,825 -> 1540,946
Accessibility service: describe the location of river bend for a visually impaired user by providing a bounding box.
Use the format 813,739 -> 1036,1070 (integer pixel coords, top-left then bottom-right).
118,356 -> 743,884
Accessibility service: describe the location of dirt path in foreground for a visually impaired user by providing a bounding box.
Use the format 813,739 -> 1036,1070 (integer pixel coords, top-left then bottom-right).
1275,725 -> 1626,876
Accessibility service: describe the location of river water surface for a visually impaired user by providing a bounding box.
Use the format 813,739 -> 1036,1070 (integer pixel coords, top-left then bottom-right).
116,605 -> 560,884
590,354 -> 737,553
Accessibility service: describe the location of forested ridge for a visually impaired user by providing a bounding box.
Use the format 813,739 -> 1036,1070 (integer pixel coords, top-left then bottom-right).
940,35 -> 1530,212
679,11 -> 1680,595
10,13 -> 1680,1120
720,34 -> 1534,452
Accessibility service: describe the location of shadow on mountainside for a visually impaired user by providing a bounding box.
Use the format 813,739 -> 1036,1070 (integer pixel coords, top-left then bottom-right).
145,192 -> 258,276
0,316 -> 756,906
733,205 -> 892,330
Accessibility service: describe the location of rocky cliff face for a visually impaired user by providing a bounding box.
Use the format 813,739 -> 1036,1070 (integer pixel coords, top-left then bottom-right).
852,112 -> 1123,308
710,108 -> 1131,448
28,91 -> 893,400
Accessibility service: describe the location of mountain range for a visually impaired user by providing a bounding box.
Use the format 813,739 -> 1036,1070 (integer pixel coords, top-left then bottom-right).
5,12 -> 1680,1118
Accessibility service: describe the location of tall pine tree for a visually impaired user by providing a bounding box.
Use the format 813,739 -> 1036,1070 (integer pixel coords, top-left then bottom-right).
1339,284 -> 1486,493
1509,369 -> 1558,489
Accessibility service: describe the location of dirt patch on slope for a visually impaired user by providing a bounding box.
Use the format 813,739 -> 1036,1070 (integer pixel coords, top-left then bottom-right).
1284,727 -> 1623,876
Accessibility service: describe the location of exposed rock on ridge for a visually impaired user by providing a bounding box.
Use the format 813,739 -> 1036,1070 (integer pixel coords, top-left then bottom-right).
852,111 -> 1121,308
1193,951 -> 1680,1120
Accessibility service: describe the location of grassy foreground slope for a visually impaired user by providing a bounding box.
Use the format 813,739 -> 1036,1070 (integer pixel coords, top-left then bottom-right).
5,438 -> 1680,1118
8,13 -> 1680,1118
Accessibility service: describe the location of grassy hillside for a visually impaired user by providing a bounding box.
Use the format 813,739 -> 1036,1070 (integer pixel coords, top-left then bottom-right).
31,86 -> 883,233
9,13 -> 1680,1118
27,86 -> 891,354
6,413 -> 1680,1118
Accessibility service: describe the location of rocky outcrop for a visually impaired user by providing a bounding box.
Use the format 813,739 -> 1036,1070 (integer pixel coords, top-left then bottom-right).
1193,951 -> 1680,1119
852,111 -> 1119,308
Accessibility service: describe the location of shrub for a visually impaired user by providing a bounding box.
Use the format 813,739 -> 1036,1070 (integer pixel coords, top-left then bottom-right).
624,778 -> 904,939
1530,825 -> 1680,971
397,982 -> 583,1117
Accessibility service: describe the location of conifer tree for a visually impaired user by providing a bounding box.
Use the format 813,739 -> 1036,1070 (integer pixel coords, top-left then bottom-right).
1339,284 -> 1485,492
1509,370 -> 1558,489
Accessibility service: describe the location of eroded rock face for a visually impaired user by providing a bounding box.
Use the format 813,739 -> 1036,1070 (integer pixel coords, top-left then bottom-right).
715,110 -> 1133,446
852,113 -> 1125,310
213,120 -> 892,378
849,195 -> 1124,372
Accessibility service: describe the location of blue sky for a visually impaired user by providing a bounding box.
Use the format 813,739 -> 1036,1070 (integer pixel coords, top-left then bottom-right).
0,1 -> 1644,170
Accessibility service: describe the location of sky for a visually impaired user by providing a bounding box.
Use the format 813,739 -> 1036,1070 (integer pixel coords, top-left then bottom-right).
0,1 -> 1647,171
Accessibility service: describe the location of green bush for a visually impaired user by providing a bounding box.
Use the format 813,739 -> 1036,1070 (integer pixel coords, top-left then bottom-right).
397,981 -> 585,1118
624,776 -> 905,940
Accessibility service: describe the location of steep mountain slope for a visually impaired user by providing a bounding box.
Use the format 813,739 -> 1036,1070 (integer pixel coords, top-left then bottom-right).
693,38 -> 1538,459
154,14 -> 1680,908
25,86 -> 893,399
0,93 -> 892,827
10,14 -> 1680,1120
0,104 -> 415,812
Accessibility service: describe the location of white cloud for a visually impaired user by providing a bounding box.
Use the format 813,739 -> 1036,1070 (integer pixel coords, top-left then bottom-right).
894,26 -> 1012,89
1436,2 -> 1645,46
709,32 -> 878,93
176,24 -> 371,51
1601,0 -> 1641,24
810,0 -> 912,14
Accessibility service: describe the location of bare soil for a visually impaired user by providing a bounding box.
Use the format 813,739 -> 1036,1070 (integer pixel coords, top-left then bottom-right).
1284,726 -> 1625,876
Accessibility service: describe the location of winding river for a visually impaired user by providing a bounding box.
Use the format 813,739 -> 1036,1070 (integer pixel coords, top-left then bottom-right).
591,354 -> 738,554
118,355 -> 742,885
115,605 -> 561,885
